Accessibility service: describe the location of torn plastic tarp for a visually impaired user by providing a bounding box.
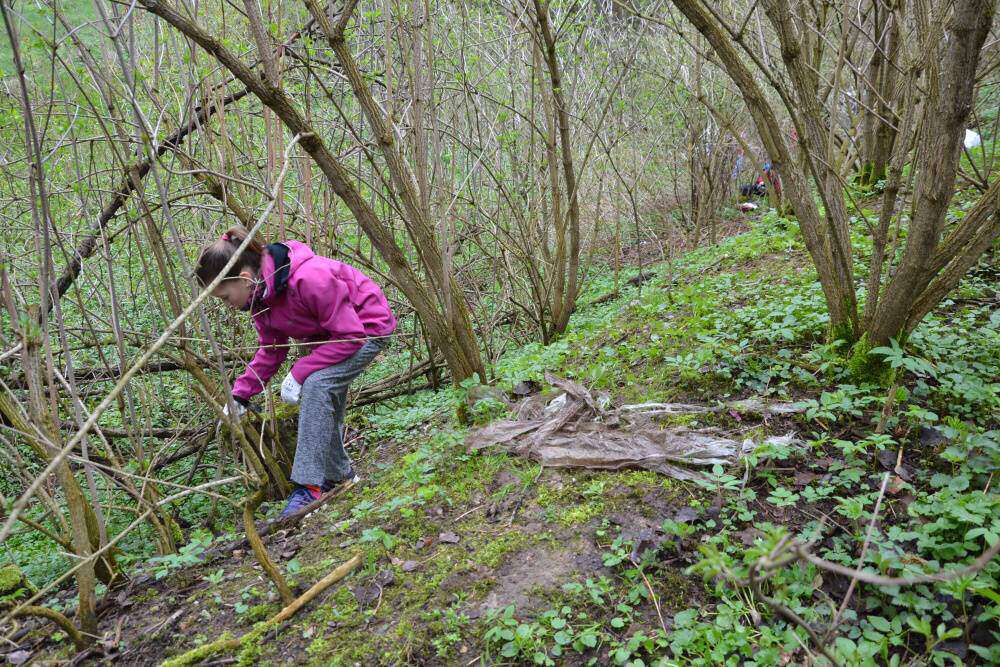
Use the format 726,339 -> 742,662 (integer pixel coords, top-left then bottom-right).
466,374 -> 800,480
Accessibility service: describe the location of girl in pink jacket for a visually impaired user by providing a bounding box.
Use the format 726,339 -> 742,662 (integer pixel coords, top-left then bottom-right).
196,227 -> 396,517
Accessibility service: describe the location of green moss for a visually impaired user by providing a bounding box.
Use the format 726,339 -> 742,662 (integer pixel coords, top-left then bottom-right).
479,532 -> 533,568
285,508 -> 540,662
0,563 -> 33,603
656,412 -> 700,427
161,633 -> 237,667
271,403 -> 300,421
242,603 -> 275,624
556,501 -> 605,526
536,484 -> 569,509
0,564 -> 25,593
617,471 -> 662,489
455,401 -> 471,426
235,625 -> 268,666
846,334 -> 894,385
132,588 -> 159,604
305,635 -> 331,660
829,320 -> 855,346
856,161 -> 886,188
651,567 -> 696,612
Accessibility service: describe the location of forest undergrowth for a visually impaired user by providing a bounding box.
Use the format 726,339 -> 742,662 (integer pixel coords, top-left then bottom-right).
7,201 -> 1000,666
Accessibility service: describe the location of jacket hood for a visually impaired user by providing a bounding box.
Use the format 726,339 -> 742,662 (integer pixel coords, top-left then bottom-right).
259,240 -> 315,305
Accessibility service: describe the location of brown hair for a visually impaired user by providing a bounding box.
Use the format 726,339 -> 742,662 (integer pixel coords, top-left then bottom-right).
195,226 -> 265,287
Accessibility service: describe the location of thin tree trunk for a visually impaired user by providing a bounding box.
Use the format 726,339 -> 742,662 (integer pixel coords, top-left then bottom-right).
866,0 -> 994,346
532,0 -> 582,334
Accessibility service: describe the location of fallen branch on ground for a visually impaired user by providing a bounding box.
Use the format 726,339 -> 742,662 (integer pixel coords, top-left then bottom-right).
587,271 -> 656,306
730,527 -> 1000,664
243,487 -> 294,606
198,480 -> 357,564
5,605 -> 87,652
159,554 -> 362,667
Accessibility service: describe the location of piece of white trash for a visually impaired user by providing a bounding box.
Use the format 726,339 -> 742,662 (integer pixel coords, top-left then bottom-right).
964,129 -> 982,149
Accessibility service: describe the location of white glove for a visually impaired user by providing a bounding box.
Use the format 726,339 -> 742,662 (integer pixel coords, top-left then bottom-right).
280,372 -> 302,405
222,400 -> 246,419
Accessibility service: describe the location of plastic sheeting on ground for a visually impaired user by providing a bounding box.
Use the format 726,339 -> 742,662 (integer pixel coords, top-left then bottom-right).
466,374 -> 800,480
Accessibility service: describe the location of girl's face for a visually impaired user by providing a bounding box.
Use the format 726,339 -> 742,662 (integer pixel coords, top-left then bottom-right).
211,270 -> 256,310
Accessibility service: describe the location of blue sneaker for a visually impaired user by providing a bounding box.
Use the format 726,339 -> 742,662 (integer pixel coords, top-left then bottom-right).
280,485 -> 322,519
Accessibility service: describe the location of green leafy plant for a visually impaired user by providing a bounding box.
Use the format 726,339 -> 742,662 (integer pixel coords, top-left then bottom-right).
148,530 -> 213,580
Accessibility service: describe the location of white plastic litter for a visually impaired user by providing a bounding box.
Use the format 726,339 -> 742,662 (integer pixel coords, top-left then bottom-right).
739,202 -> 759,212
964,129 -> 982,149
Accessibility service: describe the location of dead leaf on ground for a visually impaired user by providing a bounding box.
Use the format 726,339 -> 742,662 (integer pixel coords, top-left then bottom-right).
877,449 -> 898,470
938,641 -> 968,660
512,381 -> 538,397
737,527 -> 763,546
350,584 -> 380,607
793,471 -> 819,487
888,476 -> 909,495
918,425 -> 949,448
439,531 -> 460,544
374,570 -> 396,588
5,650 -> 31,666
673,507 -> 699,523
629,529 -> 666,561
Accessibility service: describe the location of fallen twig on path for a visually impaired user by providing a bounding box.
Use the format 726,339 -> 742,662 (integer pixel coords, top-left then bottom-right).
159,554 -> 362,666
270,554 -> 362,624
630,556 -> 668,636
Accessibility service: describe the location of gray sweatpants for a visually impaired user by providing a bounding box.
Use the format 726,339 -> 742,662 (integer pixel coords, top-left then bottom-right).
291,338 -> 385,487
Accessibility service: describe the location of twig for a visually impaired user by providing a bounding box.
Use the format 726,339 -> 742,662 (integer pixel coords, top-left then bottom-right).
270,554 -> 362,624
0,134 -> 306,545
747,554 -> 843,667
734,502 -> 1000,664
7,605 -> 87,651
824,470 -> 890,642
453,504 -> 484,522
0,477 -> 241,630
244,488 -> 294,606
875,379 -> 902,434
507,466 -> 544,527
798,538 -> 1000,587
630,557 -> 668,636
160,555 -> 362,666
751,578 -> 843,667
198,480 -> 357,563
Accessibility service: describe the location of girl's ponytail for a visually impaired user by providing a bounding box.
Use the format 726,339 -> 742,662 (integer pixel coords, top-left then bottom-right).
195,226 -> 266,286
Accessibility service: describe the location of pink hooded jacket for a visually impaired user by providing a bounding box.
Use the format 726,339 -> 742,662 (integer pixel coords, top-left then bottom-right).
231,240 -> 396,401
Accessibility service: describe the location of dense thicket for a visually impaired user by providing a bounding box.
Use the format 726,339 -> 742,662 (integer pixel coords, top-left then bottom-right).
0,0 -> 996,655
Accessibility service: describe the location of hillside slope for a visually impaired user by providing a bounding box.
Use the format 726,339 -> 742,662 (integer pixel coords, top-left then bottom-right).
16,210 -> 1000,666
